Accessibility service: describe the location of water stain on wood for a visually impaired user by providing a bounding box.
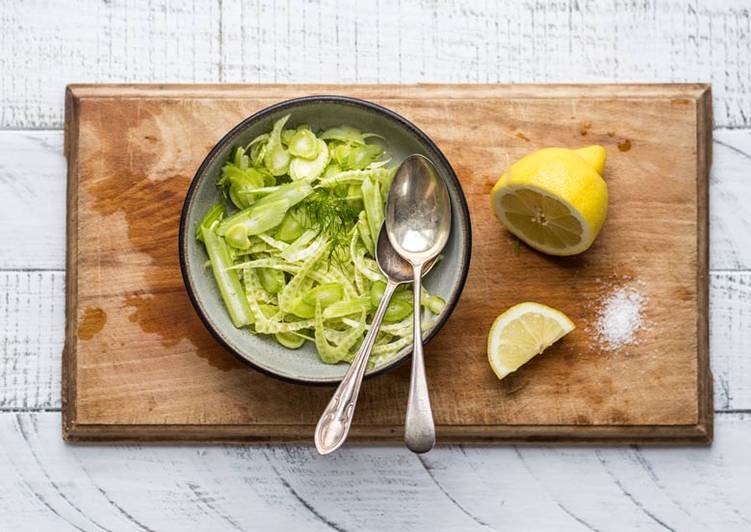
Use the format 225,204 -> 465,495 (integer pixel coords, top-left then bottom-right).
78,307 -> 107,340
85,107 -> 242,372
618,139 -> 632,152
672,284 -> 695,302
482,176 -> 496,194
501,373 -> 528,395
124,294 -> 241,371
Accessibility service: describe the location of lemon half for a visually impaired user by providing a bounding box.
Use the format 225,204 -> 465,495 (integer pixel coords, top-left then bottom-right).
487,302 -> 575,380
491,146 -> 608,256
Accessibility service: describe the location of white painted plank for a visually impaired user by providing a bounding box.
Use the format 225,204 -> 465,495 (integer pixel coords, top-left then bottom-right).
0,271 -> 63,410
0,0 -> 222,128
0,131 -> 66,270
0,413 -> 330,532
2,0 -> 751,128
710,272 -> 751,410
1,127 -> 750,270
418,414 -> 751,531
0,412 -> 749,531
711,129 -> 751,269
0,270 -> 749,412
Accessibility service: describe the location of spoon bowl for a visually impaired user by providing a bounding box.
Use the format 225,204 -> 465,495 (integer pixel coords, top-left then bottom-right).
386,155 -> 453,264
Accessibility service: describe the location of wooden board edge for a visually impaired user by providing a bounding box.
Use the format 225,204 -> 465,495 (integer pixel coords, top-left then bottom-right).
63,422 -> 713,445
63,83 -> 714,101
695,84 -> 713,444
62,85 -> 81,442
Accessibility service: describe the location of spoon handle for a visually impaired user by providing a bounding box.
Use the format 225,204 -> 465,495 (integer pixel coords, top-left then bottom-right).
314,279 -> 399,455
404,263 -> 436,453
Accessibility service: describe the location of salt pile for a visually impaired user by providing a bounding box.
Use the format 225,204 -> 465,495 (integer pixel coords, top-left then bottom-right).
594,285 -> 646,351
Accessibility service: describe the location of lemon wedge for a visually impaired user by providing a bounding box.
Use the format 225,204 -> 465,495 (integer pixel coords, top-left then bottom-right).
487,302 -> 575,380
490,146 -> 608,255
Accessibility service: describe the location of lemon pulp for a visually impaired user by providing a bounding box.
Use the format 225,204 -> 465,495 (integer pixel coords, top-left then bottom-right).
487,302 -> 575,380
499,187 -> 585,250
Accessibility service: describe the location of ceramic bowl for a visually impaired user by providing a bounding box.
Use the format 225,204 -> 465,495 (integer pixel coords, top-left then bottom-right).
179,96 -> 471,384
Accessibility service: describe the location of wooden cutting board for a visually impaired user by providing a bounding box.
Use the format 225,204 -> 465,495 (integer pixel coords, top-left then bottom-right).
63,84 -> 711,443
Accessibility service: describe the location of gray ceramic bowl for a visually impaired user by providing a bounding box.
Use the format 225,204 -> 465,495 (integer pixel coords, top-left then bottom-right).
179,96 -> 471,384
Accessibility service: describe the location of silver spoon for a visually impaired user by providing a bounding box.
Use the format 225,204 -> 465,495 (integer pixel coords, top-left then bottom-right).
385,154 -> 452,454
314,225 -> 436,455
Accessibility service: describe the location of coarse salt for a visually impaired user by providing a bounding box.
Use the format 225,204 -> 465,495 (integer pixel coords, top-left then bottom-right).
594,285 -> 646,351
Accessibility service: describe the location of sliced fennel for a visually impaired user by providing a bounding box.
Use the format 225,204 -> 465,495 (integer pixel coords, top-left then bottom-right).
196,114 -> 446,365
289,139 -> 329,180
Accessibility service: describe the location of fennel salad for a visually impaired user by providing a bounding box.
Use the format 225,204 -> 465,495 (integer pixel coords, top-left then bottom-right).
196,114 -> 446,365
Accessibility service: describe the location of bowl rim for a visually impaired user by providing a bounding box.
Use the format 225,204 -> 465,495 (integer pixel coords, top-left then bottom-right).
179,95 -> 472,385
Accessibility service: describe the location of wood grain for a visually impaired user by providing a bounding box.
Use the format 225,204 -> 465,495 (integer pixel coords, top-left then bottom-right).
62,84 -> 711,443
0,131 -> 66,270
0,272 -> 64,410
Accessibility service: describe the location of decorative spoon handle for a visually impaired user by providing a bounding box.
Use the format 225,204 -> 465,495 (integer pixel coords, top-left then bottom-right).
314,279 -> 399,455
404,262 -> 436,453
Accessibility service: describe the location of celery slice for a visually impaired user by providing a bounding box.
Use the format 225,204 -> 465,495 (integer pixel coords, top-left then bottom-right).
275,331 -> 306,349
196,203 -> 225,242
302,283 -> 344,307
361,175 -> 384,247
320,125 -> 365,145
323,163 -> 342,178
258,267 -> 285,294
289,139 -> 329,180
346,144 -> 383,170
288,129 -> 320,160
264,115 -> 291,176
216,181 -> 313,238
317,168 -> 392,188
280,230 -> 322,262
322,297 -> 371,319
350,230 -> 383,282
356,210 -> 374,257
200,226 -> 253,328
314,303 -> 366,364
275,211 -> 306,243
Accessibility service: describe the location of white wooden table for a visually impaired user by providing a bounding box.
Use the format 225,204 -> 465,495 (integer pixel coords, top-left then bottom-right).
1,1 -> 750,530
